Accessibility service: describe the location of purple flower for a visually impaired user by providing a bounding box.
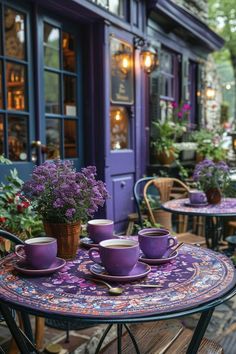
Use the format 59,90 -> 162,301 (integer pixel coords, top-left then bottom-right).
171,101 -> 178,108
21,160 -> 109,224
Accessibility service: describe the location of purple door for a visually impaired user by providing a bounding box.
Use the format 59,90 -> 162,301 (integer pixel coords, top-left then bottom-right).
104,31 -> 137,233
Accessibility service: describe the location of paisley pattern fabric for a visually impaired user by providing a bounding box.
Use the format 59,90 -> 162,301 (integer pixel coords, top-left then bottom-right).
0,244 -> 235,319
163,198 -> 236,216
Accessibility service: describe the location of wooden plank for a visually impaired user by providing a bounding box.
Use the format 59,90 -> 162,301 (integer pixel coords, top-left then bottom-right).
102,322 -> 223,354
101,320 -> 183,354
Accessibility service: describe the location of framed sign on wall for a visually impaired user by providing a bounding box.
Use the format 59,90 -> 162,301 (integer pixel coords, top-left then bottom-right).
110,37 -> 134,105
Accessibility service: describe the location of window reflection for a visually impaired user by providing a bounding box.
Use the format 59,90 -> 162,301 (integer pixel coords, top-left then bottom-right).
8,116 -> 27,161
44,71 -> 60,114
4,7 -> 25,60
0,61 -> 2,108
62,32 -> 76,72
46,118 -> 61,159
0,115 -> 3,155
110,106 -> 129,150
64,120 -> 77,158
64,75 -> 76,116
6,62 -> 26,111
44,23 -> 60,69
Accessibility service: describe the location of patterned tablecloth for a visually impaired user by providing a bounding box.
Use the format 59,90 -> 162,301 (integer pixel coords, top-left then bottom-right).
162,198 -> 236,216
0,244 -> 235,319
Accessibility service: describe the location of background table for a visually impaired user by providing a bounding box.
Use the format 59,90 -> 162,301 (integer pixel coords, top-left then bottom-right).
0,244 -> 236,354
162,198 -> 236,249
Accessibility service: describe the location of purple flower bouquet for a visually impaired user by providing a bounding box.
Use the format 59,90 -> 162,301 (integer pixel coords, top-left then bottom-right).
22,160 -> 109,224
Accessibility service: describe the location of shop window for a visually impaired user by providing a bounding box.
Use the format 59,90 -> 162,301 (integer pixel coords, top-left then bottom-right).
8,116 -> 27,161
159,50 -> 180,120
0,115 -> 3,155
43,22 -> 78,160
0,5 -> 29,161
110,106 -> 129,150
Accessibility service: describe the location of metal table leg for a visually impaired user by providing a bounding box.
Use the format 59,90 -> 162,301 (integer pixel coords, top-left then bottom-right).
0,303 -> 39,354
186,307 -> 214,354
117,323 -> 123,354
205,216 -> 223,250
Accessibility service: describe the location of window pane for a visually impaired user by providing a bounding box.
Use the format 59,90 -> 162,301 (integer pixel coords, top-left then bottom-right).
109,0 -> 121,15
6,62 -> 26,111
4,7 -> 25,60
97,0 -> 108,9
0,115 -> 3,155
44,71 -> 60,114
62,32 -> 76,72
0,61 -> 3,108
110,106 -> 129,150
64,120 -> 77,158
46,118 -> 61,159
64,75 -> 76,116
44,23 -> 60,68
8,116 -> 28,161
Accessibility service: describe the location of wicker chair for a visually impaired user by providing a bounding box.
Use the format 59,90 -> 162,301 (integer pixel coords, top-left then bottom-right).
143,178 -> 206,245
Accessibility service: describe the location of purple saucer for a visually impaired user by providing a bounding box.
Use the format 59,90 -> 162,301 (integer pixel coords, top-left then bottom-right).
80,235 -> 119,249
89,261 -> 151,282
184,201 -> 208,208
80,237 -> 98,249
139,251 -> 178,265
14,257 -> 66,276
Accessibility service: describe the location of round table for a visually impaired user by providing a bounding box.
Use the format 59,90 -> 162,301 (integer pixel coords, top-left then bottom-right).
162,198 -> 236,249
0,243 -> 236,354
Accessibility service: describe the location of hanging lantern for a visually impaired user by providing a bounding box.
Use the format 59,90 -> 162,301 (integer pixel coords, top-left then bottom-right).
140,44 -> 158,74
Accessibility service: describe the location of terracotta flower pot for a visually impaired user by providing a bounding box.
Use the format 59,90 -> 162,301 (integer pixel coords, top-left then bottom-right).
205,188 -> 221,205
156,149 -> 175,165
43,221 -> 81,260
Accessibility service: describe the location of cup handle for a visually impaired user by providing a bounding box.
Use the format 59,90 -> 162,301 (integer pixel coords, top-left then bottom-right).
168,236 -> 177,249
88,247 -> 102,265
15,245 -> 26,260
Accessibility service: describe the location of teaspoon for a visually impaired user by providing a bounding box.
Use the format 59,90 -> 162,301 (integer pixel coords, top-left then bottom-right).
88,278 -> 124,295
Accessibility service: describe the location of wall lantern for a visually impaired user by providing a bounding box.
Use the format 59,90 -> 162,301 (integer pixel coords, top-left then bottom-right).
140,44 -> 158,74
114,46 -> 131,75
206,85 -> 216,100
134,37 -> 158,74
230,132 -> 236,153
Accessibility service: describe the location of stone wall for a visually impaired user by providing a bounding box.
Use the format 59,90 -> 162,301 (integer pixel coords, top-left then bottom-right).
174,0 -> 208,23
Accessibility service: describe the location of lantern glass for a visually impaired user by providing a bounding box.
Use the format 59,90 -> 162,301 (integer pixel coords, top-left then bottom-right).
206,86 -> 216,100
140,48 -> 157,74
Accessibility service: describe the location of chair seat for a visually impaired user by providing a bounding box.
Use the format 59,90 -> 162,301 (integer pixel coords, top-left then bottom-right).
101,321 -> 223,354
176,232 -> 206,245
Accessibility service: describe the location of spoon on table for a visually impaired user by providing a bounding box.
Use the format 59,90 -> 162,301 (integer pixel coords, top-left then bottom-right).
87,277 -> 124,295
168,242 -> 184,258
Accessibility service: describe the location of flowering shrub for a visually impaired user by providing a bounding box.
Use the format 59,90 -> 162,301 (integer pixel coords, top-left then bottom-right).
22,160 -> 109,224
151,102 -> 191,155
193,159 -> 230,193
0,164 -> 43,250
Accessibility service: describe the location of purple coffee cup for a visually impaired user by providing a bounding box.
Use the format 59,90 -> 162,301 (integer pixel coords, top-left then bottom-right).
138,228 -> 177,259
88,239 -> 140,276
87,219 -> 114,244
189,190 -> 207,204
15,237 -> 57,269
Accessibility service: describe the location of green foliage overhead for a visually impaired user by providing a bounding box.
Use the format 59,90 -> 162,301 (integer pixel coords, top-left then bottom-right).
208,0 -> 236,76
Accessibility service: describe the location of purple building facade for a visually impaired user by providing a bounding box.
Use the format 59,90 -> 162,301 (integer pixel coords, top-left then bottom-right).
0,0 -> 223,232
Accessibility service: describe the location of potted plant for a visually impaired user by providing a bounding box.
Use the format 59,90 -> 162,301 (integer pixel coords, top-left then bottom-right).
22,160 -> 109,259
192,159 -> 230,204
0,155 -> 43,253
191,129 -> 226,162
150,102 -> 191,165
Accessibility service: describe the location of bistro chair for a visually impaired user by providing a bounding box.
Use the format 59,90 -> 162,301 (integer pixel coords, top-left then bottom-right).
0,229 -> 44,353
126,177 -> 156,235
143,178 -> 206,245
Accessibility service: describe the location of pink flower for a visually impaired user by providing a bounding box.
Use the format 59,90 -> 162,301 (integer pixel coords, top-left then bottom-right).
177,111 -> 183,118
183,103 -> 191,111
171,102 -> 178,108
